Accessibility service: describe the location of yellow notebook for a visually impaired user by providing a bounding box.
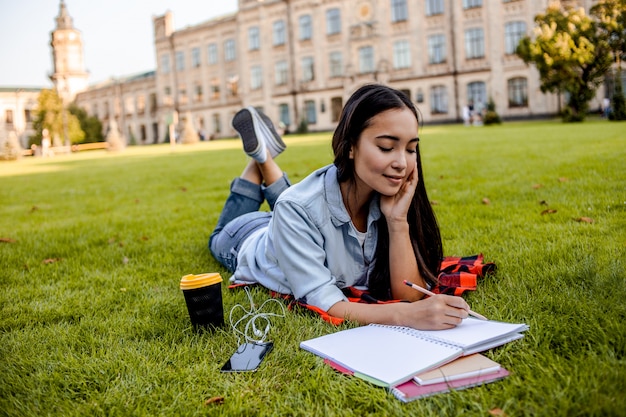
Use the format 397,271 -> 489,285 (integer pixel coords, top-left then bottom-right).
414,353 -> 501,386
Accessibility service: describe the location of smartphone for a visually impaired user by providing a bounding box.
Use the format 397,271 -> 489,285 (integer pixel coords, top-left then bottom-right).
220,342 -> 273,372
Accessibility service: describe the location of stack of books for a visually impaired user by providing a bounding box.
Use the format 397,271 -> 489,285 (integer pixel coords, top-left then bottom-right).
300,317 -> 528,402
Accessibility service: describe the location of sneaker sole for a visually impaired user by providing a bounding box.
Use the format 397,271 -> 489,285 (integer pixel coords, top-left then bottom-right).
232,109 -> 262,155
248,108 -> 286,155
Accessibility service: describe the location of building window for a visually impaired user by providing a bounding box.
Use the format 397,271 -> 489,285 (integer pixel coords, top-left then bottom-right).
508,77 -> 528,107
359,46 -> 375,73
465,28 -> 485,59
5,109 -> 14,124
195,84 -> 203,102
273,20 -> 286,46
467,81 -> 487,108
160,54 -> 170,74
275,60 -> 288,85
224,39 -> 236,62
137,95 -> 145,114
305,100 -> 317,124
24,109 -> 32,123
191,47 -> 201,68
249,26 -> 260,51
302,56 -> 315,82
329,51 -> 343,78
331,97 -> 343,122
463,0 -> 482,8
211,79 -> 220,99
391,0 -> 408,22
505,21 -> 527,55
250,66 -> 263,90
149,93 -> 157,113
279,103 -> 291,126
207,43 -> 218,65
212,113 -> 221,134
393,40 -> 411,69
326,8 -> 341,35
427,34 -> 446,64
163,87 -> 172,106
425,0 -> 444,16
179,88 -> 188,105
430,86 -> 448,114
175,51 -> 185,71
299,15 -> 312,41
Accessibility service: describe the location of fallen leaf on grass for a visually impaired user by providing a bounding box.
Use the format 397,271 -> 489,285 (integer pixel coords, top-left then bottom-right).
430,200 -> 439,205
489,409 -> 506,416
558,177 -> 569,182
541,209 -> 557,215
532,184 -> 543,189
575,217 -> 594,224
30,206 -> 39,213
539,200 -> 548,206
0,237 -> 16,243
204,396 -> 224,406
482,198 -> 491,205
43,258 -> 61,264
180,186 -> 188,192
140,236 -> 149,241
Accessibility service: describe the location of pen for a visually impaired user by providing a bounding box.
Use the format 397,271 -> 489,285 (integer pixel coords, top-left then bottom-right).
403,280 -> 489,321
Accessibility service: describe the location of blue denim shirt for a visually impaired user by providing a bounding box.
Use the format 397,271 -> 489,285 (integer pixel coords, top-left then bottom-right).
233,164 -> 381,311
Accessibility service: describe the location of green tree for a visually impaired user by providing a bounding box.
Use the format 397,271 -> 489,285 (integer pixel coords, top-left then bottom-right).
517,4 -> 613,122
68,103 -> 104,143
30,89 -> 84,146
591,0 -> 626,120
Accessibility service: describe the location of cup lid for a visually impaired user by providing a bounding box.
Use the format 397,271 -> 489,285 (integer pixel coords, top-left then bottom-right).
180,273 -> 222,290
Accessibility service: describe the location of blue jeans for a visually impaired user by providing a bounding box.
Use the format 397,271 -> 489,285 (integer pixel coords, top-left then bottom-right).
209,174 -> 290,272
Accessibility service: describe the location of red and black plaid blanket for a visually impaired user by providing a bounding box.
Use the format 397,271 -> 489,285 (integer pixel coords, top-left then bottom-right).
230,254 -> 496,325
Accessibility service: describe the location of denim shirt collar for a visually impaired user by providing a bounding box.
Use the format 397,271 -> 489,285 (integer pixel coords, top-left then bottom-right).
324,164 -> 382,228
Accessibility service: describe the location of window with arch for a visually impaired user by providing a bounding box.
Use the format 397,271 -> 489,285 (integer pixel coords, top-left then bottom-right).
430,85 -> 448,114
508,77 -> 528,107
467,81 -> 487,109
504,21 -> 527,55
305,100 -> 317,124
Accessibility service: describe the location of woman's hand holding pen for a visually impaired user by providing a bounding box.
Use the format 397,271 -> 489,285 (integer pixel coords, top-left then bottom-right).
400,294 -> 470,330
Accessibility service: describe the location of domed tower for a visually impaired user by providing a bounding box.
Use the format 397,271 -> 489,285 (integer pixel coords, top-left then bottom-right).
49,0 -> 89,102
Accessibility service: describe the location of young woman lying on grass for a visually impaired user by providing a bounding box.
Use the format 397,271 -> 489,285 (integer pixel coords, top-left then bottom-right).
209,84 -> 470,330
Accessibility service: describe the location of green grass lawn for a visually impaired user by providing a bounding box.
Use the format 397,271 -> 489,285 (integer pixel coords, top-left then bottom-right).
1,120 -> 625,416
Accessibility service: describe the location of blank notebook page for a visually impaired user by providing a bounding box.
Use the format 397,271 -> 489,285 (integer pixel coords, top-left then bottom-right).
300,325 -> 462,387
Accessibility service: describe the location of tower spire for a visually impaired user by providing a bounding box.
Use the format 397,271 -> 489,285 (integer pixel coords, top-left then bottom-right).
56,0 -> 74,30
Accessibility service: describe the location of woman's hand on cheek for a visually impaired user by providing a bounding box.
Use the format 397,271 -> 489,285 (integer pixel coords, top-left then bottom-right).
380,161 -> 418,224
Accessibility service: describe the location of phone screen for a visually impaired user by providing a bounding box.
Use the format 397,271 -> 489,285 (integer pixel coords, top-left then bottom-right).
220,342 -> 273,372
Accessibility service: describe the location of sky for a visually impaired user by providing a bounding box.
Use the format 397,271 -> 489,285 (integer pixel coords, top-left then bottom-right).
0,0 -> 239,88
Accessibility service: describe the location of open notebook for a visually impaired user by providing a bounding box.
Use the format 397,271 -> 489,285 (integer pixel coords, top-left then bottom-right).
300,318 -> 527,388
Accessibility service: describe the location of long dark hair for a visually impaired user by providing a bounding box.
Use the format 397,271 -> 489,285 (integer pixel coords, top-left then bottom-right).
332,84 -> 442,299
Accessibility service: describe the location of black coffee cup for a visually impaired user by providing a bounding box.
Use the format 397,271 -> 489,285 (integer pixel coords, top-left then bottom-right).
180,273 -> 224,330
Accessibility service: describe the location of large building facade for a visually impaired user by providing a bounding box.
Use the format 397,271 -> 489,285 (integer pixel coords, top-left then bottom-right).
1,0 -> 605,149
78,0 -> 601,144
